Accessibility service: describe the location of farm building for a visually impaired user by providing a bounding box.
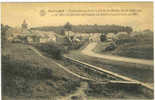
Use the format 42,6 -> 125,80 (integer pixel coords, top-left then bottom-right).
6,20 -> 57,43
88,33 -> 101,42
65,31 -> 75,37
65,31 -> 90,42
106,33 -> 115,41
9,29 -> 57,43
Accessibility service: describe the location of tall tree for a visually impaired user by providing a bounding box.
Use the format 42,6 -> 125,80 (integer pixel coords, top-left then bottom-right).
64,22 -> 72,38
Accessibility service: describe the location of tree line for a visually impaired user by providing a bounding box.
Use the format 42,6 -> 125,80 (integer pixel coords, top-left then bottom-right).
31,22 -> 133,35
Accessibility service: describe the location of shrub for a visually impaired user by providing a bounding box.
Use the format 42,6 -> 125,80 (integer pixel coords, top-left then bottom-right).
104,43 -> 116,51
2,55 -> 53,80
100,34 -> 107,42
63,36 -> 88,50
114,33 -> 136,45
34,42 -> 66,59
2,55 -> 54,97
2,55 -> 81,97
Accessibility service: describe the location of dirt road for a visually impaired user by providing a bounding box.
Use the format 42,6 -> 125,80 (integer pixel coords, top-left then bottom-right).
82,43 -> 154,66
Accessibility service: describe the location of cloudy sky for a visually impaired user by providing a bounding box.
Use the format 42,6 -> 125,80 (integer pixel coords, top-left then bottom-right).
1,2 -> 153,31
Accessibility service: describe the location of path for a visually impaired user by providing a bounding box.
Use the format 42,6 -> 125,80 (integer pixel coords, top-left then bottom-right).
81,43 -> 154,66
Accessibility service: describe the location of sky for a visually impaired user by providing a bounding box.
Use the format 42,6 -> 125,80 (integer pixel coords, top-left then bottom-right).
1,2 -> 153,31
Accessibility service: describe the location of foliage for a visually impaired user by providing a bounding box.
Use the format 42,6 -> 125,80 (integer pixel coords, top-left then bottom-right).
60,29 -> 65,35
104,43 -> 116,51
1,24 -> 11,41
64,22 -> 72,31
114,33 -> 136,45
34,42 -> 66,59
30,24 -> 133,34
2,43 -> 81,97
2,55 -> 53,97
2,54 -> 80,97
2,55 -> 53,80
63,36 -> 88,50
100,34 -> 107,42
98,31 -> 153,59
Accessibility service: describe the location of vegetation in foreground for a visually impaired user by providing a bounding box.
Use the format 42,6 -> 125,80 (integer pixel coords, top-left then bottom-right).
2,43 -> 81,98
3,43 -> 153,100
33,36 -> 88,60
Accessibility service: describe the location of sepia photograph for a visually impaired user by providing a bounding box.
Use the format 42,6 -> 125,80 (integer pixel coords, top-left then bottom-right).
1,2 -> 154,100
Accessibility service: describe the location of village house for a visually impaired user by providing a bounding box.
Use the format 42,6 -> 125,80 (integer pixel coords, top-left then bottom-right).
14,30 -> 57,43
25,30 -> 57,43
7,20 -> 57,43
88,33 -> 101,42
106,33 -> 115,41
65,31 -> 95,42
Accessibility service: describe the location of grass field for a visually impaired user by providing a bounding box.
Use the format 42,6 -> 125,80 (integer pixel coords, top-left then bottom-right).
2,43 -> 81,99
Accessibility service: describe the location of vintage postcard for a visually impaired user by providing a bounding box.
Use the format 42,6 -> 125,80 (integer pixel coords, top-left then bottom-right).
1,2 -> 154,100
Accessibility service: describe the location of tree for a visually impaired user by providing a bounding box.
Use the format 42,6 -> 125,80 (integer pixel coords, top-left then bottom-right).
1,24 -> 10,41
64,22 -> 72,38
100,33 -> 107,42
125,26 -> 133,34
22,20 -> 28,30
60,29 -> 65,35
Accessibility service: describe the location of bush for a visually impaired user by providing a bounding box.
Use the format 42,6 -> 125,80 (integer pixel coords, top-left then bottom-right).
2,55 -> 54,97
114,33 -> 136,45
104,43 -> 116,51
2,55 -> 81,97
63,36 -> 88,50
108,31 -> 153,59
34,42 -> 66,59
2,55 -> 53,80
100,34 -> 107,42
70,41 -> 87,50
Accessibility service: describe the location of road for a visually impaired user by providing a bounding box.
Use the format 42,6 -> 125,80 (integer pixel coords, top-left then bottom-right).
81,43 -> 154,66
